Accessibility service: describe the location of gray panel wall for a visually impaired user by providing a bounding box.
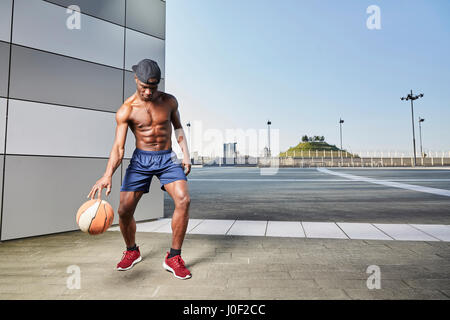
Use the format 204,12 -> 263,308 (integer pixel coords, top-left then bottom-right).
0,42 -> 10,97
0,156 -> 3,233
125,128 -> 137,159
127,0 -> 166,39
13,0 -> 124,69
125,28 -> 165,74
9,45 -> 123,112
0,97 -> 5,233
0,0 -> 13,42
1,155 -> 122,240
1,0 -> 166,240
44,0 -> 126,26
0,98 -> 6,154
6,99 -> 116,157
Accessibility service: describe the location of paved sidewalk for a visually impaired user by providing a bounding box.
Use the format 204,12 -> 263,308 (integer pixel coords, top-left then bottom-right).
108,219 -> 450,242
1,230 -> 450,300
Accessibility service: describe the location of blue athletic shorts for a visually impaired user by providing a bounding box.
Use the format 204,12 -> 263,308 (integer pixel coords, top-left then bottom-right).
120,148 -> 187,193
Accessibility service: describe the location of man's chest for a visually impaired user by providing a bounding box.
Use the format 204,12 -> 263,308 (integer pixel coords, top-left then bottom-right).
129,103 -> 172,128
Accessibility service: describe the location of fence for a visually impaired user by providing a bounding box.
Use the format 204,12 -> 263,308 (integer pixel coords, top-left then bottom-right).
265,150 -> 450,167
192,151 -> 450,168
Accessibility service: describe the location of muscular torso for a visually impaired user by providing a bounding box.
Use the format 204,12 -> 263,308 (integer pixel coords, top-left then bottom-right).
125,92 -> 175,151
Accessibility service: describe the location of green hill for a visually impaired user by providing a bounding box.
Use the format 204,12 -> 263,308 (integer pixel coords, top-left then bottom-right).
280,141 -> 357,158
289,141 -> 340,151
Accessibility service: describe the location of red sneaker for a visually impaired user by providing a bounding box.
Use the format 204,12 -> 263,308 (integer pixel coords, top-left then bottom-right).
116,247 -> 142,271
163,252 -> 192,279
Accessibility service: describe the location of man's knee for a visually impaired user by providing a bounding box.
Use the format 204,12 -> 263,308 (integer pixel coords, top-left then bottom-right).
175,194 -> 191,211
118,200 -> 138,219
118,192 -> 143,219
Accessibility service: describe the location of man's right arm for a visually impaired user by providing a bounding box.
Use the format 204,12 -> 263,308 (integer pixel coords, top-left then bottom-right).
87,104 -> 130,199
103,104 -> 130,178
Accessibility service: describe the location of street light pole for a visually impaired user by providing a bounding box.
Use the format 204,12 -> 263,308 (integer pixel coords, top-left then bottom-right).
339,118 -> 344,163
401,90 -> 424,167
186,122 -> 192,162
267,120 -> 271,157
418,117 -> 425,158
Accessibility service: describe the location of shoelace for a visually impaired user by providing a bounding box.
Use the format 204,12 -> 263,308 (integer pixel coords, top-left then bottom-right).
121,250 -> 137,261
171,255 -> 186,268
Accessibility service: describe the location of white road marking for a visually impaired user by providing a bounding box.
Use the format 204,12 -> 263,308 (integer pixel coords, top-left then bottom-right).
190,179 -> 351,182
189,178 -> 450,182
151,286 -> 161,297
317,168 -> 450,197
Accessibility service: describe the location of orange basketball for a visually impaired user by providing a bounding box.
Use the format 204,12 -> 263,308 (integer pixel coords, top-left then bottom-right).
76,195 -> 114,235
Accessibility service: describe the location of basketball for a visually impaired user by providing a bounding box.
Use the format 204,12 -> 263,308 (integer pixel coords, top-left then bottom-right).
76,196 -> 114,235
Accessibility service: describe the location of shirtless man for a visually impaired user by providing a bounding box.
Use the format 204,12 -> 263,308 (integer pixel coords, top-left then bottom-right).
87,59 -> 192,279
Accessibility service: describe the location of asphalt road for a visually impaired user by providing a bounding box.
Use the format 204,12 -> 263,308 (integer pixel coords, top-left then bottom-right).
164,167 -> 450,224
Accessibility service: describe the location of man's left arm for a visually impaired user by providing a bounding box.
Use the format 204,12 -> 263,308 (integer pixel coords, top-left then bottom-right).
170,96 -> 191,175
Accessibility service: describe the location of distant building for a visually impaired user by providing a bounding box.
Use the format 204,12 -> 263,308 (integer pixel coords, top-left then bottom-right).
262,146 -> 271,157
223,142 -> 237,164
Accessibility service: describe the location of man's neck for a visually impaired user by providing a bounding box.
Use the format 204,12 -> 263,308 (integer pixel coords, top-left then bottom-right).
139,91 -> 162,103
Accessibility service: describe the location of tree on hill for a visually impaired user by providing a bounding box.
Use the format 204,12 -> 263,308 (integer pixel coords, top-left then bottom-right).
279,135 -> 355,157
302,134 -> 326,142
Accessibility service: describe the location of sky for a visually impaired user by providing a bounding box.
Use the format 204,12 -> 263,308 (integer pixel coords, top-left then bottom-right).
165,0 -> 450,157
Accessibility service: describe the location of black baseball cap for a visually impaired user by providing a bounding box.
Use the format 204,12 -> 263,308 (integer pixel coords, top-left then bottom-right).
132,59 -> 161,84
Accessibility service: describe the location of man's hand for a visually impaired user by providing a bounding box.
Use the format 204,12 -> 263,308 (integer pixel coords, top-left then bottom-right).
87,175 -> 112,199
182,157 -> 191,176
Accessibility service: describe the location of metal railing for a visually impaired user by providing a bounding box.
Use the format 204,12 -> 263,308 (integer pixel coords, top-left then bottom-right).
192,151 -> 450,168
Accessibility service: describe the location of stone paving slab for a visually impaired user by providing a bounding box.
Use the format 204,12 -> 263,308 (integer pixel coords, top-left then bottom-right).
0,230 -> 449,300
266,221 -> 305,238
373,224 -> 440,241
153,219 -> 204,233
109,219 -> 172,232
411,224 -> 450,241
337,223 -> 393,240
108,219 -> 450,242
302,222 -> 348,239
227,220 -> 267,236
188,219 -> 235,235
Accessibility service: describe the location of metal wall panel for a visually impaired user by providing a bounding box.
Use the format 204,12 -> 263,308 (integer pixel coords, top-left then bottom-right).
0,0 -> 12,42
0,42 -> 10,97
1,155 -> 122,240
12,0 -> 124,69
126,0 -> 165,39
125,28 -> 165,75
0,98 -> 6,154
45,0 -> 126,26
124,127 -> 136,159
1,0 -> 166,240
0,156 -> 3,234
9,45 -> 123,112
6,99 -> 116,157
